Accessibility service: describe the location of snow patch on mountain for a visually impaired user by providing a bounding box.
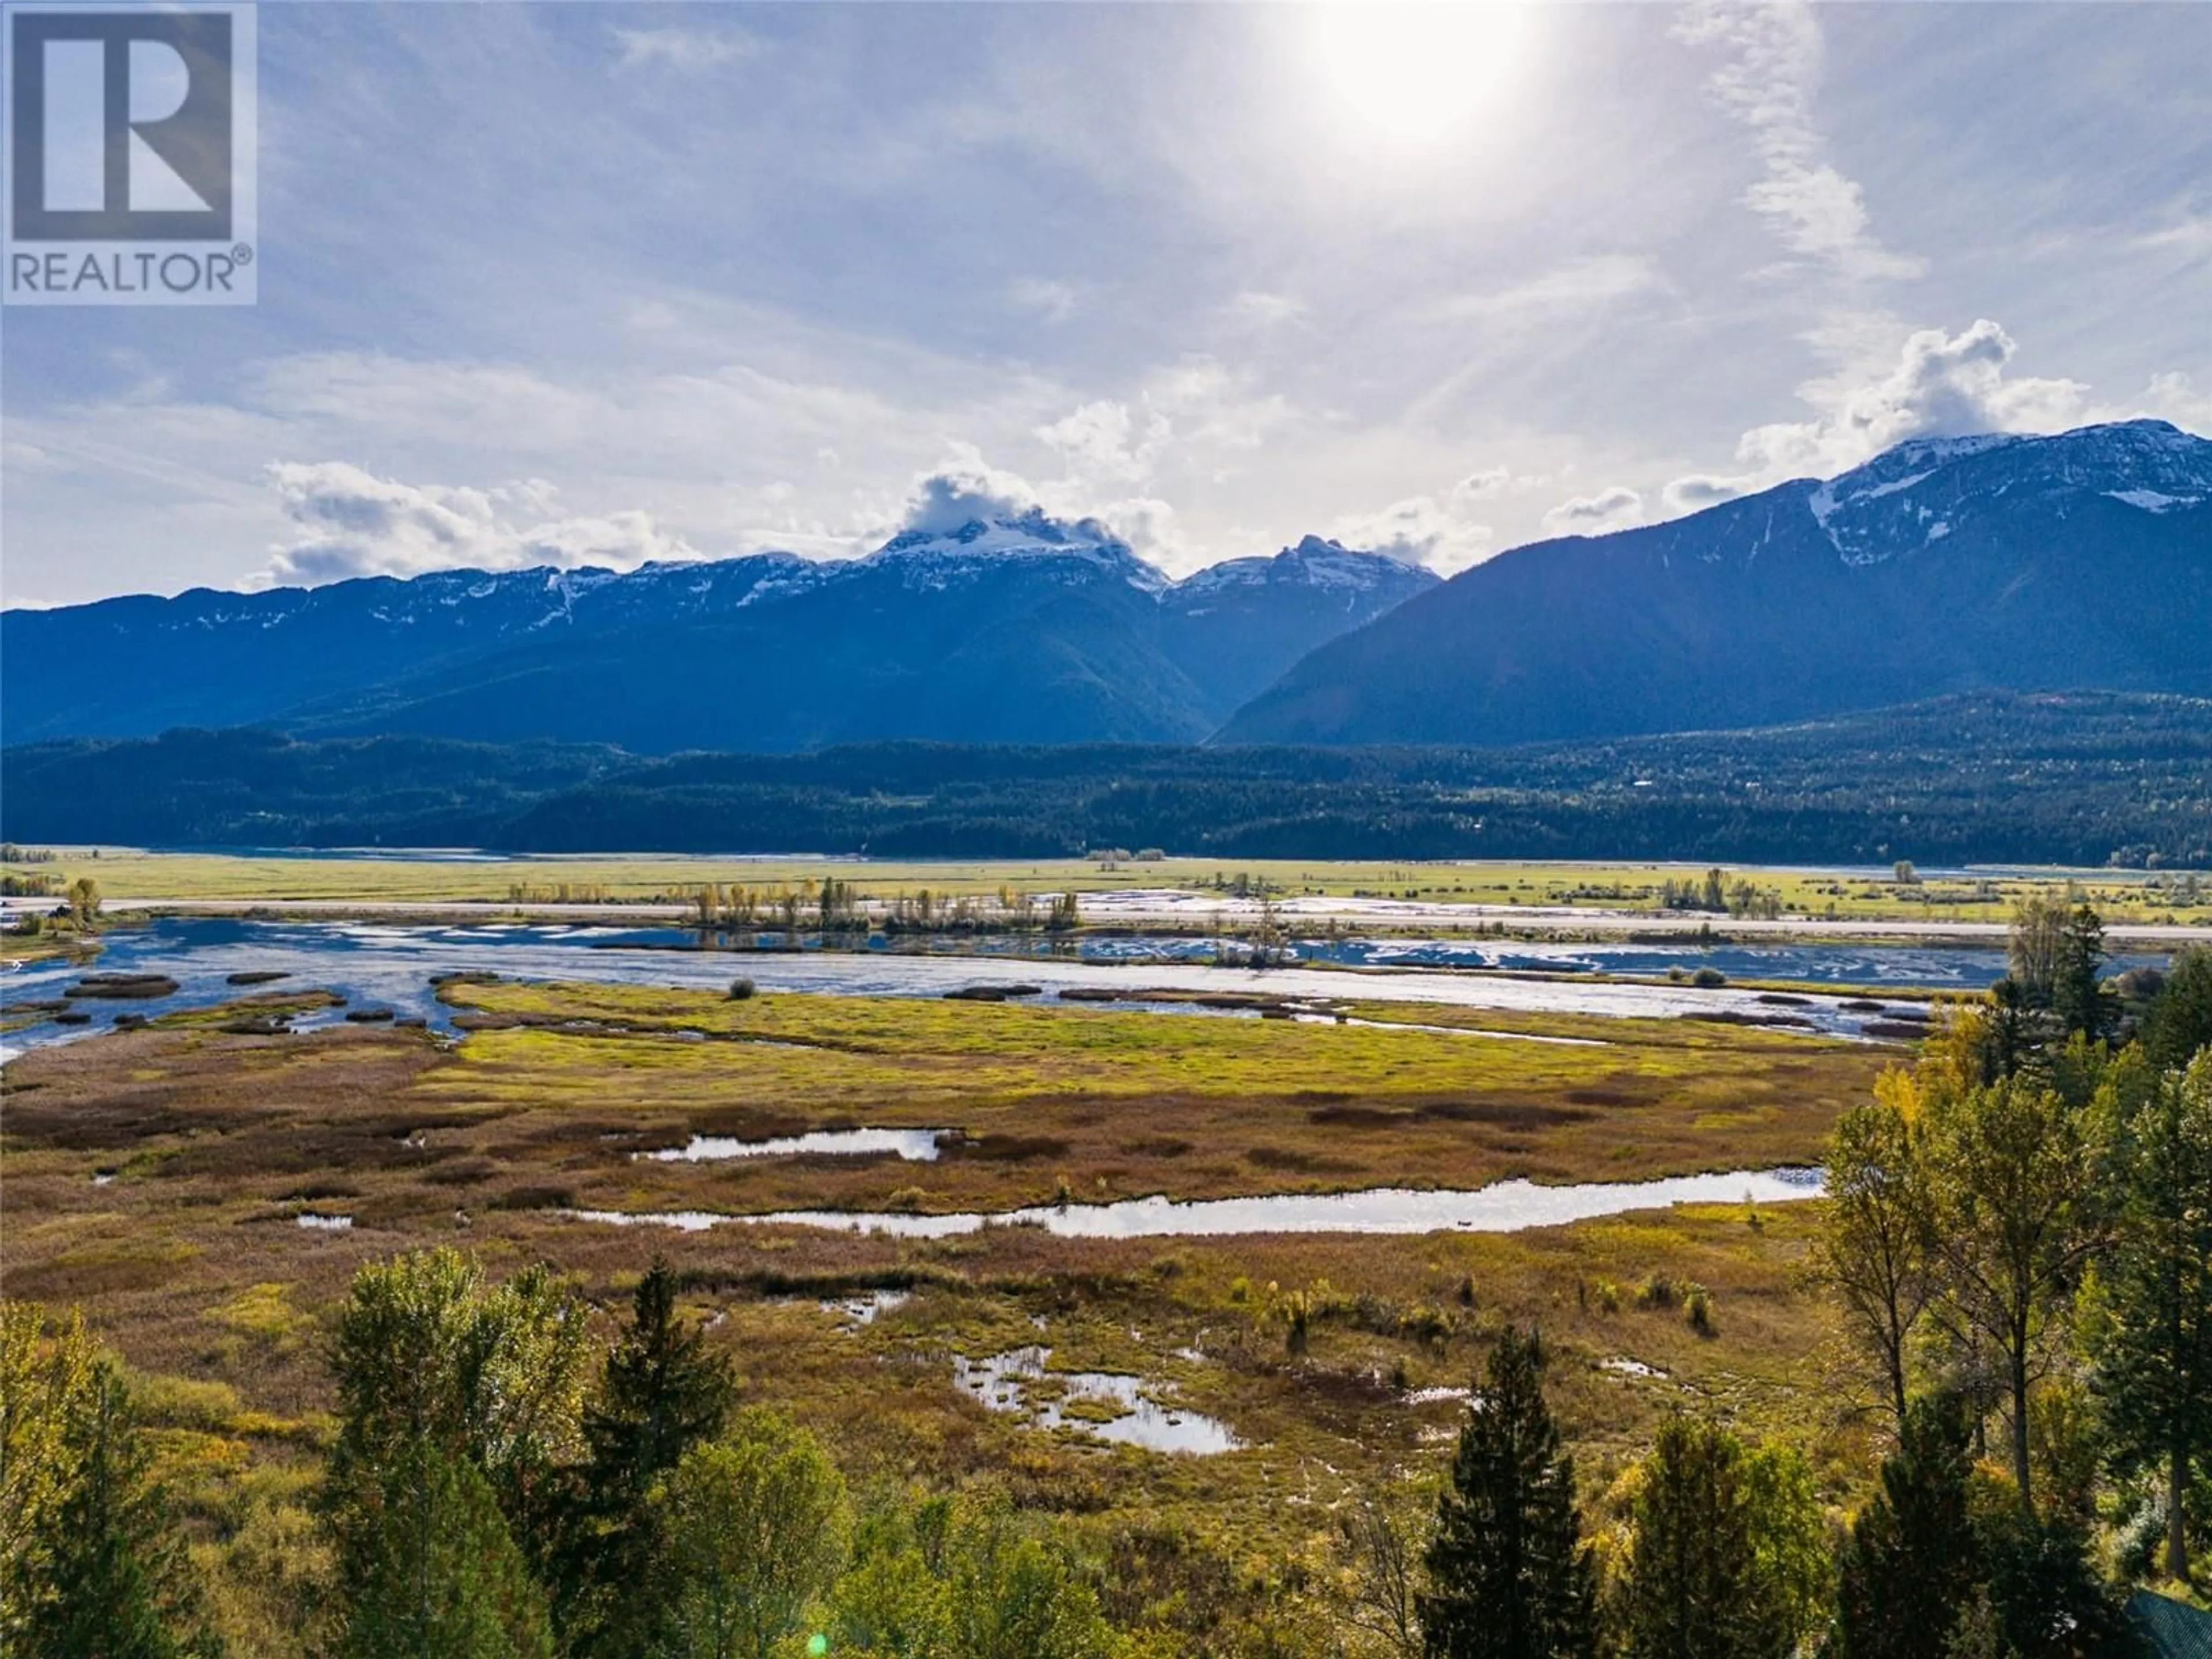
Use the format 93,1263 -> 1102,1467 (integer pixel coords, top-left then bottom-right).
861,508 -> 1169,594
1171,536 -> 1437,602
1802,419 -> 2210,565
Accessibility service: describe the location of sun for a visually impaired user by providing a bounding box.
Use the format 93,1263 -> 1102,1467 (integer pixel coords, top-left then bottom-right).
1304,2 -> 1536,152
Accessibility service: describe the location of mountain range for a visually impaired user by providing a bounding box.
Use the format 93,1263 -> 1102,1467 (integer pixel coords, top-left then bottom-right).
1223,419 -> 2212,744
0,522 -> 1434,751
3,419 -> 2206,753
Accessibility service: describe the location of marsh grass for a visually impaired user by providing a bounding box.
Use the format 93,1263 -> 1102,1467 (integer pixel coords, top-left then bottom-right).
412,980 -> 1878,1213
2,981 -> 1881,1580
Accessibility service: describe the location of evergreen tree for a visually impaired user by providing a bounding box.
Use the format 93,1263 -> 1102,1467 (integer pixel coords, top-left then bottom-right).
18,1363 -> 215,1659
336,1437 -> 553,1659
2144,946 -> 2212,1068
1832,1395 -> 1982,1659
1970,1509 -> 2137,1659
2089,1053 -> 2212,1581
2050,905 -> 2111,1044
1614,1419 -> 1775,1659
584,1259 -> 736,1512
565,1257 -> 736,1653
1417,1327 -> 1596,1659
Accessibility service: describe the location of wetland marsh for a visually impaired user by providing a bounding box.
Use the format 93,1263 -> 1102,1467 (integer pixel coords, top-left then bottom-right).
1,960 -> 1890,1578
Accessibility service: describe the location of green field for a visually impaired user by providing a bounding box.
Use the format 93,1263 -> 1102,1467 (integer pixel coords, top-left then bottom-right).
12,846 -> 2212,927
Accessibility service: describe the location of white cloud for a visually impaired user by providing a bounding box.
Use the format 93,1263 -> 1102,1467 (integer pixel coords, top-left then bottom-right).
1141,358 -> 1294,452
1541,486 -> 1646,537
2138,371 -> 2212,431
1657,317 -> 2212,510
893,445 -> 1046,536
1728,317 -> 2086,484
1224,290 -> 1306,328
2132,214 -> 2212,259
886,448 -> 1199,573
612,27 -> 756,73
1433,255 -> 1667,321
1661,474 -> 1749,514
1007,278 -> 1079,324
1328,493 -> 1495,574
1084,495 -> 1185,569
1674,0 -> 1923,281
263,461 -> 700,586
1036,399 -> 1169,484
1453,466 -> 1552,500
1322,469 -> 1539,573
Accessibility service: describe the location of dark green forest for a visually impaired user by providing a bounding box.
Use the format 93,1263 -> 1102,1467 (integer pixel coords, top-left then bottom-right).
5,692 -> 2209,867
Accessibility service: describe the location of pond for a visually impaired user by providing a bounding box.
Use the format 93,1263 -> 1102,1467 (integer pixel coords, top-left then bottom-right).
566,1166 -> 1824,1240
642,1129 -> 950,1163
953,1346 -> 1243,1455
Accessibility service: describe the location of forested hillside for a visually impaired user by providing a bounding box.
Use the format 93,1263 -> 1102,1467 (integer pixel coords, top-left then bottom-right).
6,692 -> 2207,866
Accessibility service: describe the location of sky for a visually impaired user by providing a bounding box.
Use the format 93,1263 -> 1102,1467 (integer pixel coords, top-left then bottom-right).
2,0 -> 2208,607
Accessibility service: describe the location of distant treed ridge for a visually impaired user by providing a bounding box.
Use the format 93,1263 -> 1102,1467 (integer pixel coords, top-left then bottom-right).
4,692 -> 2207,866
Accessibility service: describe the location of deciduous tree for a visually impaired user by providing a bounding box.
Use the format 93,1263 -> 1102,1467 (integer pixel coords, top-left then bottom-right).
659,1411 -> 847,1659
1924,1077 -> 2106,1508
1816,1086 -> 1939,1427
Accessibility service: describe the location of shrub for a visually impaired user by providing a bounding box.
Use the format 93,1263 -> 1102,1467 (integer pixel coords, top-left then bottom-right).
1692,966 -> 1729,988
727,978 -> 756,1001
1637,1272 -> 1677,1310
1591,1278 -> 1623,1315
1684,1285 -> 1715,1337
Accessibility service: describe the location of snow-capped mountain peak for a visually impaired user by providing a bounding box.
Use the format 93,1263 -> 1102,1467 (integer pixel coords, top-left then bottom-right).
1802,418 -> 2210,566
1169,535 -> 1439,603
860,508 -> 1169,593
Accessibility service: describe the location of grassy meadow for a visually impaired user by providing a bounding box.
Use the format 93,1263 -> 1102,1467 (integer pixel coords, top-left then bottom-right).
9,846 -> 2212,927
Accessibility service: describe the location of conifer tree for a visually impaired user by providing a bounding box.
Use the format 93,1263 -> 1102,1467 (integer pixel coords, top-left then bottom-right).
565,1257 -> 736,1653
1418,1327 -> 1596,1659
2089,1053 -> 2212,1581
2144,945 -> 2212,1068
2050,904 -> 2112,1044
337,1437 -> 553,1659
1832,1395 -> 1981,1659
20,1363 -> 216,1659
1614,1418 -> 1773,1659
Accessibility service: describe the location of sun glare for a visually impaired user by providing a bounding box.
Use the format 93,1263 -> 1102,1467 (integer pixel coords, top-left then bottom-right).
1305,2 -> 1535,151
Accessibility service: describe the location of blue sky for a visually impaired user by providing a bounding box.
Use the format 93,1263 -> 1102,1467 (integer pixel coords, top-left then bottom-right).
3,0 -> 2207,605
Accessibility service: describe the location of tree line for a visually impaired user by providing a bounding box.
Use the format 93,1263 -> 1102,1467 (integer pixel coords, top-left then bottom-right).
7,692 -> 2210,866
